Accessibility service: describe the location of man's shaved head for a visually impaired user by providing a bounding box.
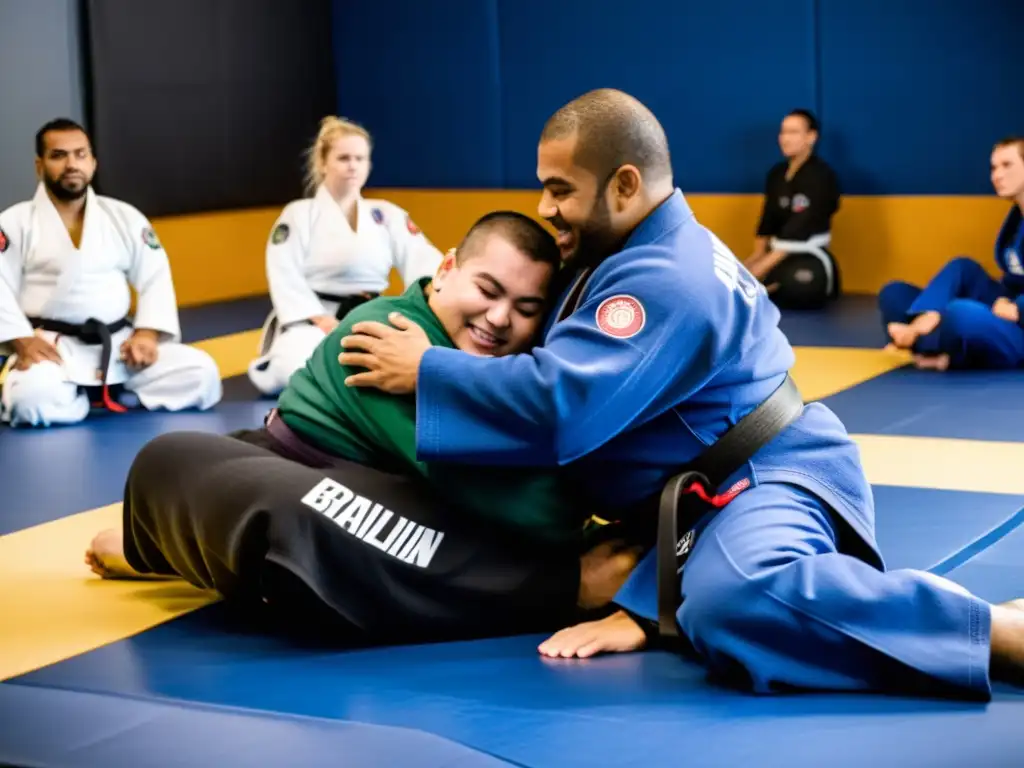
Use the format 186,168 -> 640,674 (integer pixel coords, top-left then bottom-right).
540,88 -> 672,184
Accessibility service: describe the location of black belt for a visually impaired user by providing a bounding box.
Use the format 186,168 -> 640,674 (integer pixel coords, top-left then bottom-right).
27,315 -> 131,413
314,291 -> 379,321
655,374 -> 805,639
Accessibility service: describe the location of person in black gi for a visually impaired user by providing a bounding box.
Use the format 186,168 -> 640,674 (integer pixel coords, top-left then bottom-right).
745,109 -> 841,310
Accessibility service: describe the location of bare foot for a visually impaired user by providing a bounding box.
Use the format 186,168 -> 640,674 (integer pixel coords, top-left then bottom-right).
912,353 -> 950,371
538,609 -> 647,659
85,528 -> 172,580
888,311 -> 941,349
887,322 -> 917,349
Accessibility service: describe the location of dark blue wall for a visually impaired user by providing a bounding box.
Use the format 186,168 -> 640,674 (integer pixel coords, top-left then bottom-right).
332,0 -> 1024,195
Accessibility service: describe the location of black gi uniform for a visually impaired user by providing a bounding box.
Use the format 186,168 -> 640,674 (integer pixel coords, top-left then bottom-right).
120,424 -> 590,645
756,154 -> 842,309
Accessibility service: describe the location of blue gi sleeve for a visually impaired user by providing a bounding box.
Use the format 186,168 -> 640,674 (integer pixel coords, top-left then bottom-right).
416,248 -> 721,466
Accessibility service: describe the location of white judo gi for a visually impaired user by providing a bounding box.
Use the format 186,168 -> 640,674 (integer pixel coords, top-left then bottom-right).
0,184 -> 223,427
247,185 -> 443,396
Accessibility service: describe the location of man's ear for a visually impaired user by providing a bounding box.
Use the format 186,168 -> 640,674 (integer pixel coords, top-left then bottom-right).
432,247 -> 457,289
611,165 -> 642,210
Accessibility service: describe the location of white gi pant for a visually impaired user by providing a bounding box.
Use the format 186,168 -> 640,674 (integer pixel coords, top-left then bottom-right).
2,343 -> 222,427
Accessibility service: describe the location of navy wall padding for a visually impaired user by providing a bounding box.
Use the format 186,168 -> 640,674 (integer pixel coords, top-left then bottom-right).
332,0 -> 1024,195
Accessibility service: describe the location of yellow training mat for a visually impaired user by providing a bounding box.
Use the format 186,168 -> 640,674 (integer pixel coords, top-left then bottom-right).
0,503 -> 218,682
853,434 -> 1024,495
790,346 -> 910,401
190,328 -> 263,378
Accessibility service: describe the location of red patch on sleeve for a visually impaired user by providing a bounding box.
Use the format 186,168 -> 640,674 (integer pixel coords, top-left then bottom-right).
595,295 -> 646,339
0,226 -> 8,253
406,215 -> 421,235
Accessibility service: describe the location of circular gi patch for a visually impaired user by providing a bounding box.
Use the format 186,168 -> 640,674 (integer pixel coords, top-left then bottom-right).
406,215 -> 421,235
271,222 -> 290,244
371,207 -> 385,225
794,268 -> 814,283
792,193 -> 810,213
141,227 -> 161,250
779,196 -> 790,209
595,295 -> 645,339
0,226 -> 8,253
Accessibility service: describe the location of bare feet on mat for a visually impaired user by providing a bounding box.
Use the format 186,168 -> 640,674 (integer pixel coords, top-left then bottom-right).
887,311 -> 941,350
577,540 -> 642,610
912,353 -> 950,371
538,609 -> 647,659
85,528 -> 171,580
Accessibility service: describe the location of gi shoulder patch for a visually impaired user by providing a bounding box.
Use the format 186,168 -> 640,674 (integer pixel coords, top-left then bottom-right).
595,294 -> 645,339
0,226 -> 8,253
271,222 -> 290,244
141,227 -> 161,250
406,215 -> 421,235
371,207 -> 385,225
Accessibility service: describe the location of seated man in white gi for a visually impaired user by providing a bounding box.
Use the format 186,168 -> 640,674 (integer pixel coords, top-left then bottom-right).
0,118 -> 223,428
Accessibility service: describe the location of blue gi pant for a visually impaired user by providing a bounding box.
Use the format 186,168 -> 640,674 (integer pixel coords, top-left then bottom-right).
616,482 -> 992,698
878,257 -> 1024,368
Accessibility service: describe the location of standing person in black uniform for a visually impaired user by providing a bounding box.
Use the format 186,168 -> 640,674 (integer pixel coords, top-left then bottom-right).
745,109 -> 842,310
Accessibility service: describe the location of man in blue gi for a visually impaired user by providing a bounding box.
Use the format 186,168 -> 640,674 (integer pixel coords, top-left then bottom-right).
338,89 -> 1024,700
878,136 -> 1024,371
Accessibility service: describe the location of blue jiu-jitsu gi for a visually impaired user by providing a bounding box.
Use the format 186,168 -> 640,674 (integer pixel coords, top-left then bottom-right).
877,205 -> 1024,368
414,190 -> 992,699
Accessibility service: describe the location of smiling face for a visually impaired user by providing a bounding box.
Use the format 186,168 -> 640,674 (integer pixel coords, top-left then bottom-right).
991,142 -> 1024,200
535,135 -> 626,266
429,233 -> 554,356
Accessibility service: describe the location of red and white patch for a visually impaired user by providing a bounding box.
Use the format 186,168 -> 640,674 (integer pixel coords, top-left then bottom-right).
595,295 -> 645,339
406,215 -> 421,235
0,226 -> 7,253
792,193 -> 810,213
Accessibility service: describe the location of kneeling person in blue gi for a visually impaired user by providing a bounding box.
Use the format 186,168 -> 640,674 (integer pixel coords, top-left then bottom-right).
340,89 -> 1024,700
878,136 -> 1024,371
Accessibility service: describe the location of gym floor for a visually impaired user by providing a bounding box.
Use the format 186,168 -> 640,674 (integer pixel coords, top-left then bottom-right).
2,295 -> 1023,767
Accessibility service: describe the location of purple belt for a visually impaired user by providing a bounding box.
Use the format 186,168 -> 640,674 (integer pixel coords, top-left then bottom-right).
264,408 -> 343,469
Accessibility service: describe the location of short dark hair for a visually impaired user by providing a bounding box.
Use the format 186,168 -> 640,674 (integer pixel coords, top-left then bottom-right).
787,109 -> 819,134
457,210 -> 560,268
994,135 -> 1024,160
36,118 -> 91,158
540,88 -> 673,184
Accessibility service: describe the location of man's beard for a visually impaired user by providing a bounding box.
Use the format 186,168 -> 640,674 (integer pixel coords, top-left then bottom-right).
562,197 -> 625,271
44,174 -> 88,202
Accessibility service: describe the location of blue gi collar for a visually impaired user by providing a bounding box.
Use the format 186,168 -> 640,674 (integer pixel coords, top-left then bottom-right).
623,188 -> 696,250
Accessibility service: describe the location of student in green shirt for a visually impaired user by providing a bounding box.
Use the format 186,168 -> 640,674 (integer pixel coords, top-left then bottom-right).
275,212 -> 584,541
86,211 -> 637,643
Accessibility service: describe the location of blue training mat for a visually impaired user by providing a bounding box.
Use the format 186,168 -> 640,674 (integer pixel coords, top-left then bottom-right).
7,485 -> 1024,767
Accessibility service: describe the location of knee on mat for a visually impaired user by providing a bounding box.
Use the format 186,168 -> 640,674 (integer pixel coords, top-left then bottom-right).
2,362 -> 84,426
181,349 -> 223,409
877,280 -> 918,318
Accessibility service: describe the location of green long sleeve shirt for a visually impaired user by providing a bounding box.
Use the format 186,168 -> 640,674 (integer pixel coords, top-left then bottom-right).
277,278 -> 582,541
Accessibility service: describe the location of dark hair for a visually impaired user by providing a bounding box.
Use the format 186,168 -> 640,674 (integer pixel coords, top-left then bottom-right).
35,118 -> 91,158
787,109 -> 819,134
457,210 -> 560,267
540,88 -> 672,184
994,135 -> 1024,160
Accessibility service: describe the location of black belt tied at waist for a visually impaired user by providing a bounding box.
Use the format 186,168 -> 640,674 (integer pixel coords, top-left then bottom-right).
314,291 -> 379,321
27,315 -> 132,413
637,375 -> 806,644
